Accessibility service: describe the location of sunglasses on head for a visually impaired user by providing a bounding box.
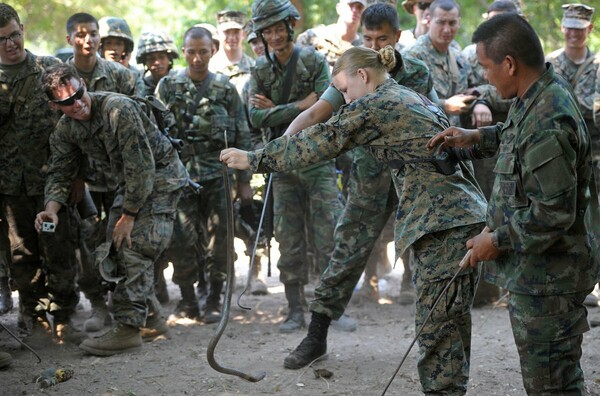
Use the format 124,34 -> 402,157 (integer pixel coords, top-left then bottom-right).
52,81 -> 85,106
417,2 -> 431,10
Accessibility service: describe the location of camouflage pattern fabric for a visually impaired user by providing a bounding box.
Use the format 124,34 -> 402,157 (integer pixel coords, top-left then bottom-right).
478,64 -> 600,393
310,52 -> 435,318
0,51 -> 79,321
546,48 -> 600,191
296,24 -> 362,67
45,93 -> 187,327
249,78 -> 487,256
140,69 -> 176,99
248,46 -> 331,130
507,289 -> 592,394
478,65 -> 599,295
403,34 -> 475,126
249,45 -> 341,285
209,51 -> 255,97
248,77 -> 487,392
156,69 -> 251,282
412,223 -> 482,394
595,64 -> 600,129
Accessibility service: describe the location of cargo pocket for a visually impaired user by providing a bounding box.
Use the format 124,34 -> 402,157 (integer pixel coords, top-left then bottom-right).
524,134 -> 574,198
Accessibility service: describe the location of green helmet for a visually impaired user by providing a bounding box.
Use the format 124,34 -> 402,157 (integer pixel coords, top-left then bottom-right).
136,30 -> 180,64
98,16 -> 134,54
251,0 -> 300,32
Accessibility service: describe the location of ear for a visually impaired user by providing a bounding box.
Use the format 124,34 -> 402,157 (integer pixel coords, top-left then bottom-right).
66,34 -> 72,46
394,30 -> 401,43
357,68 -> 369,83
505,55 -> 517,76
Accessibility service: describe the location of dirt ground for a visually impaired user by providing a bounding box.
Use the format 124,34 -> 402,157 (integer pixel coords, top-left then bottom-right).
1,239 -> 599,396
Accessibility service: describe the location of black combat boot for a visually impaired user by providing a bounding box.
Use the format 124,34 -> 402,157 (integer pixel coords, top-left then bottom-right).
279,283 -> 306,333
203,281 -> 223,324
0,277 -> 13,315
172,284 -> 200,320
283,312 -> 331,369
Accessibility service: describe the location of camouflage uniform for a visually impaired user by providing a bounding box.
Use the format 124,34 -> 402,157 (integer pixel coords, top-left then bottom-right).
311,52 -> 434,318
478,65 -> 599,394
46,92 -> 187,328
136,30 -> 180,98
595,64 -> 600,129
0,51 -> 79,325
65,56 -> 138,303
403,33 -> 476,127
249,78 -> 487,393
209,51 -> 255,98
248,45 -> 342,286
296,24 -> 362,68
155,69 -> 252,285
546,48 -> 600,189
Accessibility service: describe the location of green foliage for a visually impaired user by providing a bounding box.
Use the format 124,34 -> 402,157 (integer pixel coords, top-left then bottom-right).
10,0 -> 599,63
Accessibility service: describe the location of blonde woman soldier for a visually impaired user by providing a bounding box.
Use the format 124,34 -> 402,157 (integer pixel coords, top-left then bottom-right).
221,45 -> 487,395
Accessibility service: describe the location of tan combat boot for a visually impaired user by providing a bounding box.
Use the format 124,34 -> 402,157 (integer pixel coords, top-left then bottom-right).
79,323 -> 142,356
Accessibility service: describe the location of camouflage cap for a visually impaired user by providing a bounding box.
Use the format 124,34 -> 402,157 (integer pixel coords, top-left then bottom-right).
247,31 -> 258,42
98,16 -> 134,53
251,0 -> 301,31
402,0 -> 433,15
136,30 -> 179,64
95,242 -> 124,283
217,10 -> 246,30
561,3 -> 594,29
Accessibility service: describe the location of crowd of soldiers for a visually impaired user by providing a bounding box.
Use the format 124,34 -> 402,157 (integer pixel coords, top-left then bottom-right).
0,0 -> 599,394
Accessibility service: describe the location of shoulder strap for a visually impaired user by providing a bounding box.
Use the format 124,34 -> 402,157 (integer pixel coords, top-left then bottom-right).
279,46 -> 301,104
184,72 -> 216,124
571,53 -> 595,87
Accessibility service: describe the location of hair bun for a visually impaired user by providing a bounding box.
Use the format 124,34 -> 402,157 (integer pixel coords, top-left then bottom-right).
378,45 -> 397,72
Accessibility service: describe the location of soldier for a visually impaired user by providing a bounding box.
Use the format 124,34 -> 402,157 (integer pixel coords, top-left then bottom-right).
547,4 -> 599,308
296,0 -> 366,68
98,16 -> 145,94
281,3 -> 435,332
247,0 -> 342,333
136,31 -> 179,98
65,12 -> 141,333
222,44 -> 487,394
429,13 -> 599,394
37,63 -> 188,356
0,3 -> 81,345
399,0 -> 433,48
155,26 -> 253,323
247,30 -> 265,58
210,10 -> 254,97
402,0 -> 493,129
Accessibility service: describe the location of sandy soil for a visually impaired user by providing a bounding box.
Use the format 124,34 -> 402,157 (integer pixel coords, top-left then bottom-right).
1,239 -> 599,395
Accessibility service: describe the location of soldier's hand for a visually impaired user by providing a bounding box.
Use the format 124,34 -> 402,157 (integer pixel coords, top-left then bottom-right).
444,94 -> 477,115
34,211 -> 59,233
427,127 -> 480,150
298,92 -> 318,111
465,230 -> 500,268
220,148 -> 250,170
471,103 -> 492,127
113,215 -> 134,251
251,94 -> 275,110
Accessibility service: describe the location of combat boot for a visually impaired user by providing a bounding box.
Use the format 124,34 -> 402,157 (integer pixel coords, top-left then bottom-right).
397,272 -> 416,306
140,314 -> 171,342
19,314 -> 52,350
0,351 -> 12,369
172,284 -> 200,320
283,312 -> 330,369
83,297 -> 111,332
250,256 -> 268,295
79,323 -> 142,356
279,283 -> 306,333
331,314 -> 357,332
0,277 -> 13,315
204,281 -> 223,324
